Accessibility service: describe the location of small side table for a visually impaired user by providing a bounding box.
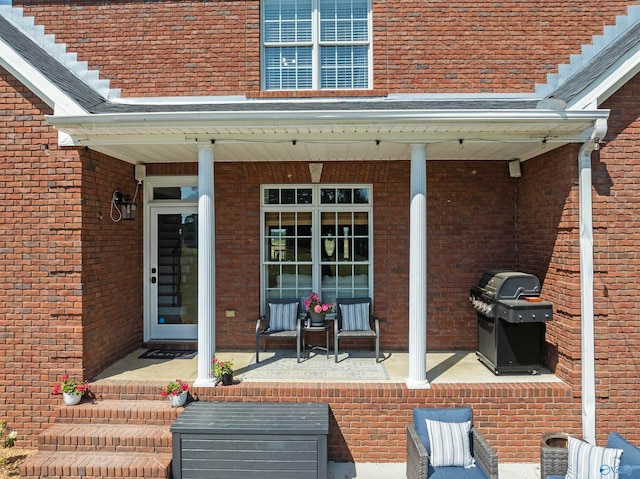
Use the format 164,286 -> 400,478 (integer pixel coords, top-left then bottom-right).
303,321 -> 330,359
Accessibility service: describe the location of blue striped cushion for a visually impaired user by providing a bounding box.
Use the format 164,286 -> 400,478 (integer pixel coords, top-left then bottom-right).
566,436 -> 623,479
425,419 -> 475,468
340,303 -> 371,331
268,302 -> 298,332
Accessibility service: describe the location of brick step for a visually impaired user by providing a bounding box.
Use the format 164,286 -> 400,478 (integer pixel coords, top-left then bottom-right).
39,423 -> 172,453
19,451 -> 172,478
55,399 -> 184,426
90,380 -> 180,401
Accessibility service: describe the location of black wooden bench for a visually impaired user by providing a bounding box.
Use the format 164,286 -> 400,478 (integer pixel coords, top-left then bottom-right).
170,401 -> 329,479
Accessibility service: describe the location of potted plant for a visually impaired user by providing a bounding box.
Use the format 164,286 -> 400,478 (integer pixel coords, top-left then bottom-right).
52,374 -> 91,406
160,379 -> 189,407
304,292 -> 334,325
211,357 -> 234,386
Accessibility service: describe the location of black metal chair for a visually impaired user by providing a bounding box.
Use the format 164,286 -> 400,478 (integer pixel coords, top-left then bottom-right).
255,298 -> 303,363
334,297 -> 380,363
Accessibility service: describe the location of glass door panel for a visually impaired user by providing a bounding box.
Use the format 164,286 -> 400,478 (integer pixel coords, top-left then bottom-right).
149,206 -> 198,340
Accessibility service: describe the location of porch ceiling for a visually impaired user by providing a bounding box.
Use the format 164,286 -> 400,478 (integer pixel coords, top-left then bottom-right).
49,104 -> 608,164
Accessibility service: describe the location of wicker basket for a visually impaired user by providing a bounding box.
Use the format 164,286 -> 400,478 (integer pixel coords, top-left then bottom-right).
540,432 -> 569,479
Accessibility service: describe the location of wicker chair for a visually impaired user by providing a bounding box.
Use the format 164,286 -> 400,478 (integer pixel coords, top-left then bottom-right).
541,432 -> 640,479
406,407 -> 499,479
255,298 -> 303,363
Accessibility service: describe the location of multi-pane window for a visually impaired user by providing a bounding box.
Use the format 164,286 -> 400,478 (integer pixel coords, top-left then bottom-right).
262,0 -> 371,90
262,185 -> 372,309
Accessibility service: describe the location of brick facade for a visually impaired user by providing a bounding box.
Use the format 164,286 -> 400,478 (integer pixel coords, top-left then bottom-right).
1,0 -> 640,462
0,68 -> 144,443
189,381 -> 581,463
0,68 -> 81,443
15,1 -> 632,96
592,74 -> 640,446
81,150 -> 143,379
147,159 -> 518,352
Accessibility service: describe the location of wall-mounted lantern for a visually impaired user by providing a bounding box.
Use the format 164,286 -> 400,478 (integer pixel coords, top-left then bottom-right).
111,190 -> 137,221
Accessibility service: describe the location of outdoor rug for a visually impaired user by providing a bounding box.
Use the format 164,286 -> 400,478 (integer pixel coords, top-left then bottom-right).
138,349 -> 197,360
240,350 -> 389,381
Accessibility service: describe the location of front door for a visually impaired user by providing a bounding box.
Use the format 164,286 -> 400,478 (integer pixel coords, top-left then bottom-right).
149,206 -> 198,340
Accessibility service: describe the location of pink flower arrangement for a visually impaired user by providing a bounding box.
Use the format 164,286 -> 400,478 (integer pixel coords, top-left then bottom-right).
304,292 -> 334,314
159,379 -> 189,397
52,374 -> 90,396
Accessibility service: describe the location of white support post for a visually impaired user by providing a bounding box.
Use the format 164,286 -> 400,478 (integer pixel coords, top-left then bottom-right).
407,144 -> 430,388
194,143 -> 217,386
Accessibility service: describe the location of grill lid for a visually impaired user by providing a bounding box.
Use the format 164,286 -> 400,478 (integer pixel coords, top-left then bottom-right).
473,269 -> 541,300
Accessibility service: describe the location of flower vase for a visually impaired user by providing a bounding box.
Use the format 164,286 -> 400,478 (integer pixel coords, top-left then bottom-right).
62,392 -> 82,406
169,391 -> 188,407
220,373 -> 233,386
309,312 -> 325,326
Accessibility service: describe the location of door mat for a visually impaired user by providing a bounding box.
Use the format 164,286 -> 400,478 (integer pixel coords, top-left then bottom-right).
138,349 -> 197,360
240,350 -> 389,382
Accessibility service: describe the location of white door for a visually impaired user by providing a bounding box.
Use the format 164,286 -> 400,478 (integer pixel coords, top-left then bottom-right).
149,206 -> 198,340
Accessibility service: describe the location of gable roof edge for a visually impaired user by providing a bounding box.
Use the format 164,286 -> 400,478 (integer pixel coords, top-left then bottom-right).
536,4 -> 640,110
567,42 -> 640,110
0,5 -> 121,114
0,35 -> 87,116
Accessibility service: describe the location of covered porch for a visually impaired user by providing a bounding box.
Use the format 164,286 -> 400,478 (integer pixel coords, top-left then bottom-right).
49,99 -> 606,396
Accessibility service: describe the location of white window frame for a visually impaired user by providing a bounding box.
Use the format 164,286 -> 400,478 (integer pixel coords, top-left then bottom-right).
261,0 -> 373,90
260,184 -> 374,314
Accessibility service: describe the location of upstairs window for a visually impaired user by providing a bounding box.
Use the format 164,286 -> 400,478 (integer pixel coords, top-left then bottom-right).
262,0 -> 371,90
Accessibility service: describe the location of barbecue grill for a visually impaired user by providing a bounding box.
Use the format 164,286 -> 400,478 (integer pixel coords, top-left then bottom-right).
469,270 -> 553,375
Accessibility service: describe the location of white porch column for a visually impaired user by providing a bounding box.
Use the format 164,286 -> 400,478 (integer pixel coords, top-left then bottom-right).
406,144 -> 430,388
195,143 -> 216,386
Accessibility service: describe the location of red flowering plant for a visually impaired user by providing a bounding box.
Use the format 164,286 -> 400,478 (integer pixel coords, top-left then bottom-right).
159,379 -> 189,397
211,357 -> 233,379
303,292 -> 334,315
52,374 -> 91,396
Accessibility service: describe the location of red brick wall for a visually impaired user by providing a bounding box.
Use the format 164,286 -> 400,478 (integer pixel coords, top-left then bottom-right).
593,73 -> 640,446
15,1 -> 632,96
0,67 -> 84,443
151,159 -> 517,352
517,74 -> 640,445
186,381 -> 580,463
0,67 -> 144,443
427,161 -> 518,348
516,146 -> 583,387
81,150 -> 143,379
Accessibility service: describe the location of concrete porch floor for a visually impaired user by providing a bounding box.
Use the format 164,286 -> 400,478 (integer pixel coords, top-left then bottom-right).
93,348 -> 562,384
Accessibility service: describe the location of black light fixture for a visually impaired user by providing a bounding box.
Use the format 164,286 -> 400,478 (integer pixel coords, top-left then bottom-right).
111,190 -> 137,221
